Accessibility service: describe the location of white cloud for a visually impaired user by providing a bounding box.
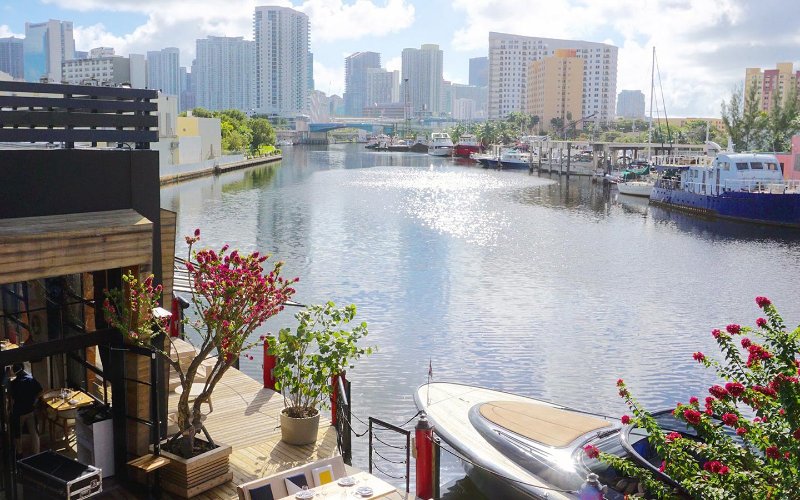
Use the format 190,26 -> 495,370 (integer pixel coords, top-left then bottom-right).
314,60 -> 344,96
44,0 -> 414,66
449,0 -> 800,116
0,25 -> 23,38
385,56 -> 401,72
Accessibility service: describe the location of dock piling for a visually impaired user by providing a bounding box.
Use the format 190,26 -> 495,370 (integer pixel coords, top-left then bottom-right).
262,335 -> 276,389
415,414 -> 436,499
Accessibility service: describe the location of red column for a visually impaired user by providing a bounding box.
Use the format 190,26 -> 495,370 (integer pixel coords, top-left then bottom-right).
263,335 -> 276,389
415,414 -> 434,499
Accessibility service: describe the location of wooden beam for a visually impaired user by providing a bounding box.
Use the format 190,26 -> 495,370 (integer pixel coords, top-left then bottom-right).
0,80 -> 158,100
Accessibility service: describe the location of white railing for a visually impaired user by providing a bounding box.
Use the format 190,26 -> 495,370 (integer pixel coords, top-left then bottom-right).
652,154 -> 713,167
656,178 -> 800,194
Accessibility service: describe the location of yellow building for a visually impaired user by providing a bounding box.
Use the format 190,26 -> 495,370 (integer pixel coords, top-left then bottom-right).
745,63 -> 800,113
526,49 -> 584,133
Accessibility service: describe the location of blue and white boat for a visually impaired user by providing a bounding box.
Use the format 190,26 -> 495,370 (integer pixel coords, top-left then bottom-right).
650,152 -> 800,228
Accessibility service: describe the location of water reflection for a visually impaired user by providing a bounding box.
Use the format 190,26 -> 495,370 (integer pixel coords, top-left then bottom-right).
160,144 -> 800,494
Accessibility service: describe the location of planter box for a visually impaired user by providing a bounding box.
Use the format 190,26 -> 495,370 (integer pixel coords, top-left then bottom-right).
156,439 -> 232,499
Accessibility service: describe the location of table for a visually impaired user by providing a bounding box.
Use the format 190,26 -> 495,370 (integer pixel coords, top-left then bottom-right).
276,471 -> 397,500
44,389 -> 94,442
174,383 -> 213,412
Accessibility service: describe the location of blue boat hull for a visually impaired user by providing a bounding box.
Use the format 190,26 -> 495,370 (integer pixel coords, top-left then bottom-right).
650,187 -> 800,228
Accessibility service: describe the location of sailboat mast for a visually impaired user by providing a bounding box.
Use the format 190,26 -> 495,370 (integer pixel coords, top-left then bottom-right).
647,46 -> 655,159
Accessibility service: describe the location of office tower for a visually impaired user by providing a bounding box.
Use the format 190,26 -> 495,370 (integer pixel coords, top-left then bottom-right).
0,37 -> 24,80
401,44 -> 443,117
253,6 -> 310,116
344,51 -> 381,116
89,47 -> 114,59
147,47 -> 181,107
24,20 -> 75,82
363,68 -> 399,114
194,36 -> 254,112
488,32 -> 618,122
526,49 -> 584,132
62,55 -> 132,86
129,54 -> 146,88
745,63 -> 800,113
469,56 -> 488,87
616,90 -> 646,119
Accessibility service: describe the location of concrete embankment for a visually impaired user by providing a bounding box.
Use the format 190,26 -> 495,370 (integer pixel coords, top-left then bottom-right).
159,154 -> 282,185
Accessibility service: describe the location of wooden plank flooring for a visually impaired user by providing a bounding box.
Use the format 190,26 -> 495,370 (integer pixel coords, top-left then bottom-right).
98,364 -> 342,499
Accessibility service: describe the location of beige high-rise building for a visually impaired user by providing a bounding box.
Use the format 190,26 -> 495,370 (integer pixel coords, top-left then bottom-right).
745,63 -> 800,113
526,49 -> 584,133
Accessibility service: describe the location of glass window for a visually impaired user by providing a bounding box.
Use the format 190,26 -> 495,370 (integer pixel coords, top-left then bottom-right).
736,162 -> 749,170
721,162 -> 730,171
750,162 -> 763,169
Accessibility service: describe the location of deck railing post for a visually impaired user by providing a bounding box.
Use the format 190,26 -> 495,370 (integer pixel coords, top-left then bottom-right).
343,376 -> 352,465
415,414 -> 435,500
331,373 -> 340,426
263,335 -> 276,389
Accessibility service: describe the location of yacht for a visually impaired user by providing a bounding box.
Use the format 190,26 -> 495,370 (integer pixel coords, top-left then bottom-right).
428,132 -> 454,157
453,134 -> 482,158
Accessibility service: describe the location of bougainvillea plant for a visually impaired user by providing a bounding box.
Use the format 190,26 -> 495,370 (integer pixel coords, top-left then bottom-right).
589,297 -> 800,499
104,229 -> 297,456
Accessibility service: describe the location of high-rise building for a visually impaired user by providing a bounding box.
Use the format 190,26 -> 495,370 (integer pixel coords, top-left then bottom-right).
253,6 -> 310,117
401,44 -> 443,117
526,49 -> 584,133
0,37 -> 24,80
147,47 -> 181,107
194,36 -> 254,113
745,63 -> 800,113
24,20 -> 75,82
74,51 -> 88,60
364,68 -> 399,110
344,51 -> 381,116
62,55 -> 132,86
129,54 -> 146,88
469,56 -> 488,87
488,32 -> 617,122
616,89 -> 646,119
89,47 -> 114,59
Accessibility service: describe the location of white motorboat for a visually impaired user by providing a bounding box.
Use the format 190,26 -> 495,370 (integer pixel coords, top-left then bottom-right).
428,132 -> 454,156
415,382 -> 682,499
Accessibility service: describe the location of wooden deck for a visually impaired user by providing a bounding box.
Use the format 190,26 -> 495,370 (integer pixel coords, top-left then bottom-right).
99,365 -> 341,499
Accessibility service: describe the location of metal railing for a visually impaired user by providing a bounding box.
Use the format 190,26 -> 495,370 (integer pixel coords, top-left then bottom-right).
368,417 -> 411,493
656,178 -> 800,194
652,154 -> 713,167
334,375 -> 352,465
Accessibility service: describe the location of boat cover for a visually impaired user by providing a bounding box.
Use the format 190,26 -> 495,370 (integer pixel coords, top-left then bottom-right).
479,401 -> 610,448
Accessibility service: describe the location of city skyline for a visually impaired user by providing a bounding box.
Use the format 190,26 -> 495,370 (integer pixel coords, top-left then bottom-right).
1,1 -> 799,117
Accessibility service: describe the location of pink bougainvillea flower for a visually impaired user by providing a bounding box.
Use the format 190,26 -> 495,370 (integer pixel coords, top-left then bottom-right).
693,351 -> 706,362
683,409 -> 702,425
583,444 -> 600,459
621,415 -> 631,425
711,328 -> 722,339
721,413 -> 738,426
689,396 -> 699,405
755,296 -> 771,308
756,317 -> 767,328
726,324 -> 741,334
709,385 -> 729,399
665,431 -> 681,443
766,446 -> 781,459
736,427 -> 747,436
725,382 -> 745,397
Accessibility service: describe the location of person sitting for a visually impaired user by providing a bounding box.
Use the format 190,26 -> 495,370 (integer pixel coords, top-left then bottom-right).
9,363 -> 43,457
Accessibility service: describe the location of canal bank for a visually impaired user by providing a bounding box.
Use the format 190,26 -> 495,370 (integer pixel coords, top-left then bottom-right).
159,153 -> 282,185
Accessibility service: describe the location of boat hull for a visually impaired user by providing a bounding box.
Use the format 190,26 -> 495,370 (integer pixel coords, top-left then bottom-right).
650,187 -> 800,228
500,160 -> 531,170
454,145 -> 481,158
429,146 -> 453,156
616,181 -> 653,197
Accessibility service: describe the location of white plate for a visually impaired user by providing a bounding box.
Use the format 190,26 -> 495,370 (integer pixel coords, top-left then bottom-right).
337,476 -> 356,487
355,486 -> 373,497
295,490 -> 314,500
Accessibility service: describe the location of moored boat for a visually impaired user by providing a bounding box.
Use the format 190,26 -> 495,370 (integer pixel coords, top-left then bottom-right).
428,132 -> 454,156
650,152 -> 800,227
616,179 -> 654,197
414,382 -> 680,499
498,148 -> 533,170
453,134 -> 482,158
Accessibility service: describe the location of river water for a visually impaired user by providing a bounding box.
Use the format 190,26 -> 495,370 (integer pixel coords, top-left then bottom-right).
160,143 -> 800,495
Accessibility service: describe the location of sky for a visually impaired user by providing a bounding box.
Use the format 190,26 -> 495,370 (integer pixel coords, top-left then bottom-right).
2,0 -> 799,117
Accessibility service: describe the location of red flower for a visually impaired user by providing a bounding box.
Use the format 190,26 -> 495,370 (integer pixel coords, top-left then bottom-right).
194,228 -> 201,237
621,415 -> 631,425
755,296 -> 771,308
658,461 -> 666,473
709,385 -> 729,399
683,409 -> 702,425
741,337 -> 752,348
725,382 -> 745,398
689,396 -> 699,405
726,324 -> 741,334
711,328 -> 722,339
583,444 -> 600,459
721,413 -> 738,426
766,446 -> 780,459
756,317 -> 767,328
793,428 -> 800,440
693,351 -> 706,362
703,460 -> 728,474
616,378 -> 624,387
736,427 -> 747,436
665,432 -> 681,442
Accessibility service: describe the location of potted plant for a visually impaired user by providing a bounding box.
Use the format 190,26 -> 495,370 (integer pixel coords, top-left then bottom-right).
104,229 -> 297,496
269,302 -> 371,445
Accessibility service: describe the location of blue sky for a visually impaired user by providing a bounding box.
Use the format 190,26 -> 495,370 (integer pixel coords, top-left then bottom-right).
2,0 -> 799,117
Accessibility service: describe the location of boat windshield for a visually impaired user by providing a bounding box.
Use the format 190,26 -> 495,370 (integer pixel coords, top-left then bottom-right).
575,433 -> 646,499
